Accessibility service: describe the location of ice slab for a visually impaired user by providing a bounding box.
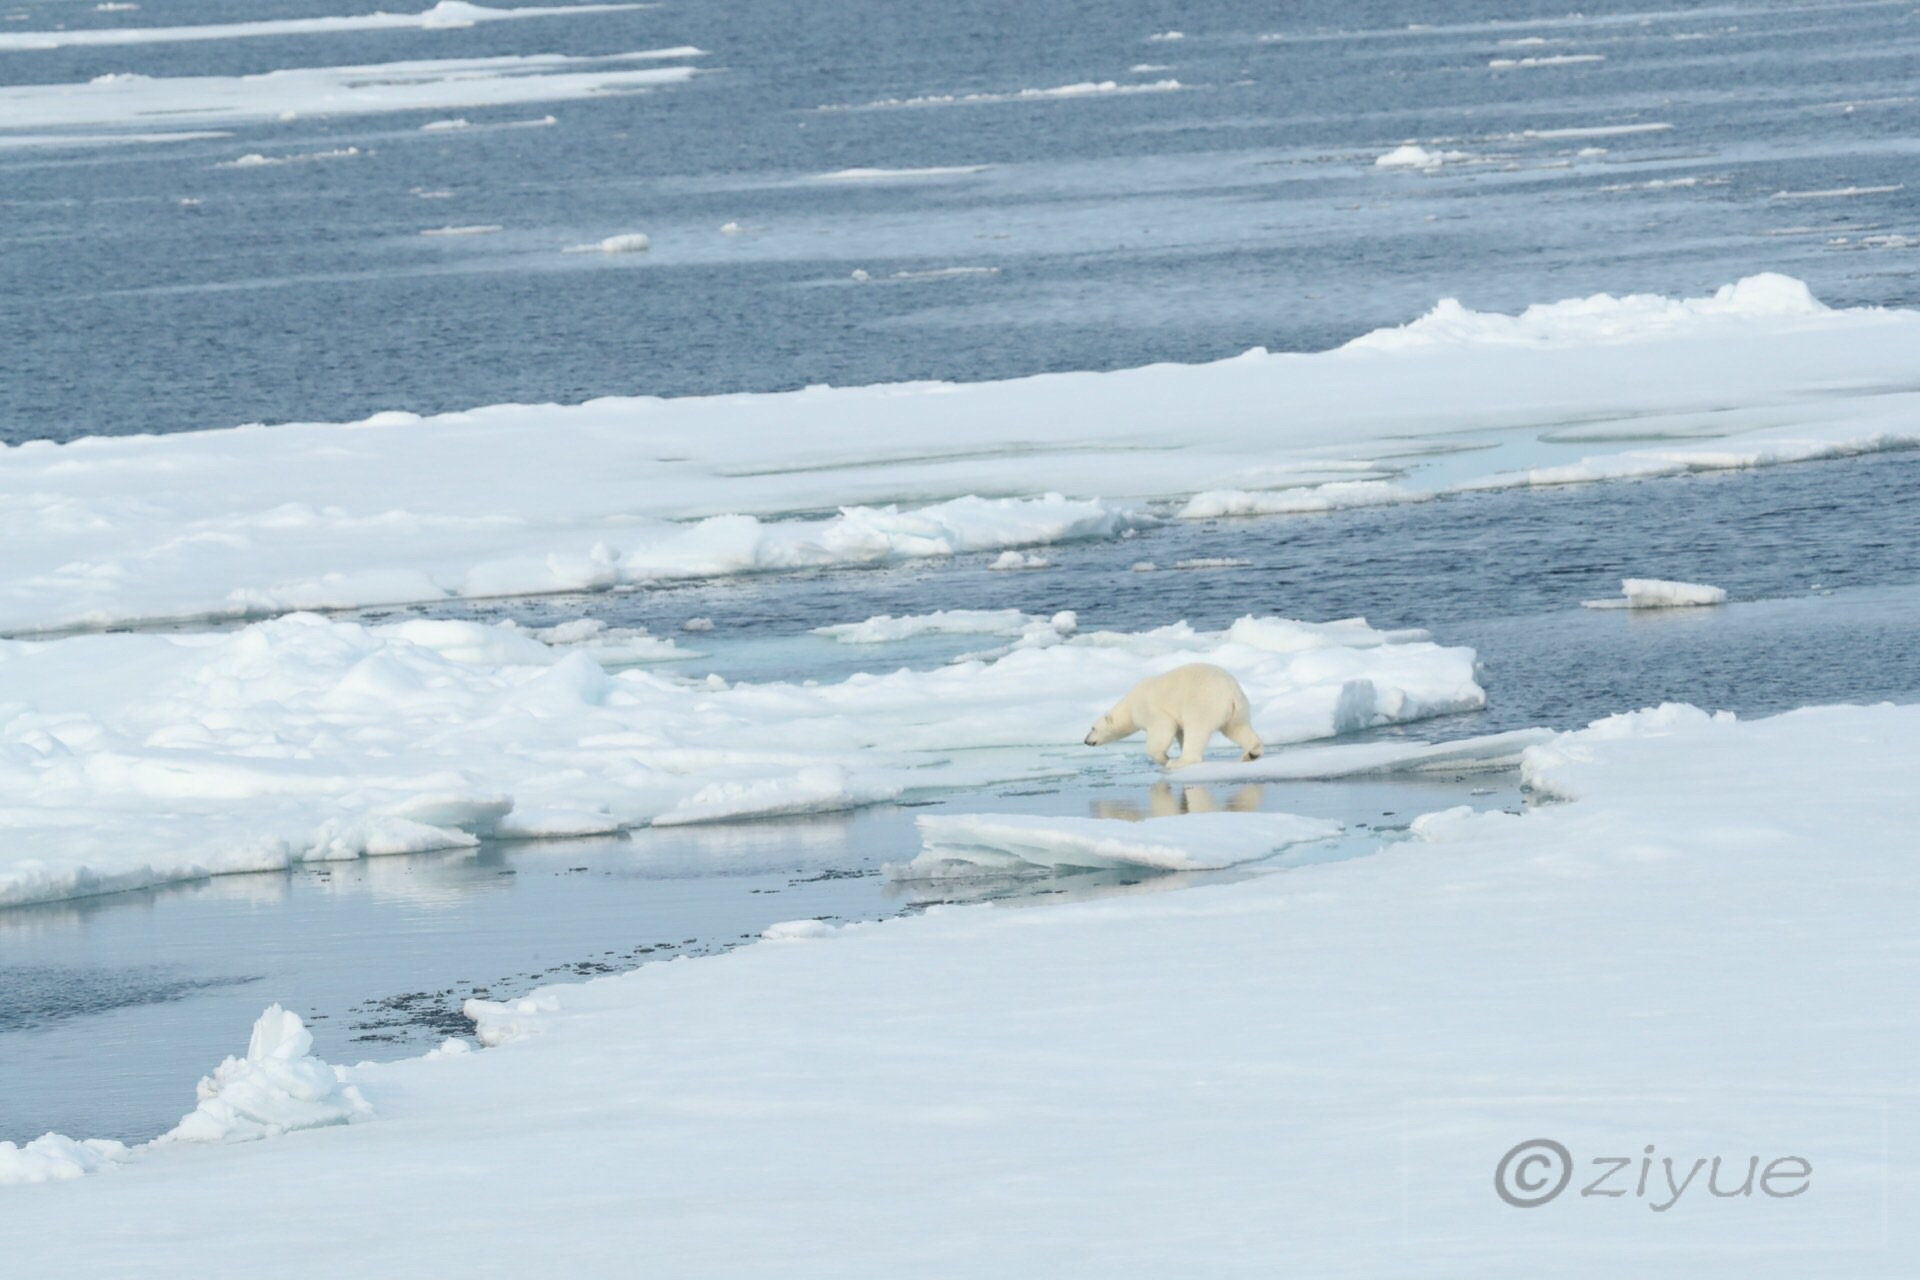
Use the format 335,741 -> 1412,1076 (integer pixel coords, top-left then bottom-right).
893,810 -> 1343,878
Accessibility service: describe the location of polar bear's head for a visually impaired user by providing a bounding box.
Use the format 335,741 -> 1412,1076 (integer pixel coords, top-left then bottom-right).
1083,704 -> 1136,746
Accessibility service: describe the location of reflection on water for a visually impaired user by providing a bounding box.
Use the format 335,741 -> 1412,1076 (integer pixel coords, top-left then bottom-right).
1091,782 -> 1268,821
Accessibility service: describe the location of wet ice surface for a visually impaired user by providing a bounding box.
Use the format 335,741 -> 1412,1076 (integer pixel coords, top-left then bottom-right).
4,0 -> 1920,441
0,774 -> 1507,1144
4,451 -> 1919,1144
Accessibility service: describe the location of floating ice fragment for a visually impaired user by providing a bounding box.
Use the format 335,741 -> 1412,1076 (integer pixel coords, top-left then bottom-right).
1582,578 -> 1727,610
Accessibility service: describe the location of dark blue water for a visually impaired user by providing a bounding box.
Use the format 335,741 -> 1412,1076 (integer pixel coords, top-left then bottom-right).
4,0 -> 1919,442
364,448 -> 1920,732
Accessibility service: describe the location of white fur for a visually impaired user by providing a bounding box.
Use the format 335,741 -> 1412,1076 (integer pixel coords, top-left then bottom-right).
1083,663 -> 1264,769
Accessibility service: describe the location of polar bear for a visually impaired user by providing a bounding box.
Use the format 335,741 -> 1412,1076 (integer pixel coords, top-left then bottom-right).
1083,663 -> 1264,769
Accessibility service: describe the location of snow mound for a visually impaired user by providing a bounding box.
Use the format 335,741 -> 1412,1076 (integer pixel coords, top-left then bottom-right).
892,810 -> 1342,879
1582,577 -> 1728,609
162,1006 -> 372,1144
1348,274 -> 1829,349
0,1134 -> 130,1184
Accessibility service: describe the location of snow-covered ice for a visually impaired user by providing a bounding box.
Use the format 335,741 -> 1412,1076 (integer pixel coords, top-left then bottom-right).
0,3 -> 652,49
161,1006 -> 371,1144
0,51 -> 701,140
0,274 -> 1909,634
9,700 -> 1920,1272
1374,144 -> 1468,170
813,608 -> 1074,644
838,79 -> 1184,110
4,275 -> 1905,635
0,611 -> 1477,906
893,810 -> 1342,878
1582,577 -> 1728,609
812,165 -> 991,181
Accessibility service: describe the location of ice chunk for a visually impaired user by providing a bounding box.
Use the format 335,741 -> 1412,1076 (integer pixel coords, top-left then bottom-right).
892,811 -> 1342,879
990,551 -> 1051,570
1373,144 -> 1467,171
761,918 -> 840,941
1582,578 -> 1728,609
814,609 -> 1074,644
162,1006 -> 372,1144
0,1134 -> 130,1184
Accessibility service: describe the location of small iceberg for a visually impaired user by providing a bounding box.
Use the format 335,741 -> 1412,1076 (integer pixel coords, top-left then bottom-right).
1583,577 -> 1728,610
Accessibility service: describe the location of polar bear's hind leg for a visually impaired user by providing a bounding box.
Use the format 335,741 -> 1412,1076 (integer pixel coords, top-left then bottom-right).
1225,710 -> 1263,762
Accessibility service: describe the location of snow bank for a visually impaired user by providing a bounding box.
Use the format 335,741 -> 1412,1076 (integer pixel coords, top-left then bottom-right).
1581,577 -> 1728,609
3,276 -> 1917,633
0,3 -> 652,49
893,810 -> 1342,878
0,611 -> 1475,906
15,701 -> 1920,1272
163,1007 -> 372,1144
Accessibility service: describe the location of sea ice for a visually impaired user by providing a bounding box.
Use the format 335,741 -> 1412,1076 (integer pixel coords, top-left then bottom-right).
12,703 -> 1920,1272
1581,577 -> 1728,609
0,611 -> 1477,906
2,277 -> 1916,633
162,1006 -> 372,1144
892,810 -> 1342,878
0,3 -> 652,49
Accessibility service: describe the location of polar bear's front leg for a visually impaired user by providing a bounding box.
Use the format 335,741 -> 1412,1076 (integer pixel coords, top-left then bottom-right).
1166,717 -> 1218,770
1143,717 -> 1177,767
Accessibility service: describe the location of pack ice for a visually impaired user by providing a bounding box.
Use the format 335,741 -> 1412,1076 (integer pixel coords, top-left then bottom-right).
3,276 -> 1917,634
11,700 -> 1920,1275
0,612 -> 1478,906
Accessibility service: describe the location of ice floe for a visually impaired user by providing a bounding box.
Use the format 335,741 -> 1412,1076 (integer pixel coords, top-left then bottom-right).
813,609 -> 1074,644
1581,577 -> 1728,610
1373,144 -> 1468,170
0,51 -> 700,140
890,810 -> 1342,879
21,700 -> 1920,1269
0,611 -> 1478,906
812,165 -> 990,181
835,80 -> 1184,110
3,276 -> 1917,634
0,3 -> 654,49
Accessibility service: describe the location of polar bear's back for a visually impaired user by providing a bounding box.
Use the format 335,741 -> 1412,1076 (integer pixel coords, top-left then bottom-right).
1125,662 -> 1249,724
